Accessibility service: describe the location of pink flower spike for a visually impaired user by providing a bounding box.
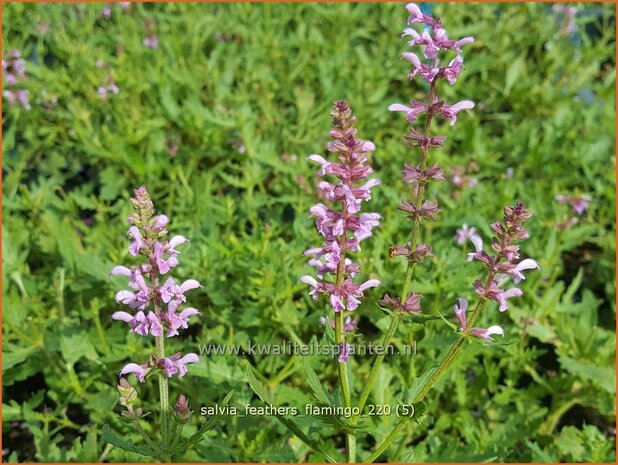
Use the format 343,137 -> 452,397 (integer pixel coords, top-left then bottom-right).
102,4 -> 113,19
143,35 -> 159,50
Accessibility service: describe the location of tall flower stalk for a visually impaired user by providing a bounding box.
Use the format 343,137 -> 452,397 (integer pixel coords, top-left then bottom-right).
356,5 -> 538,462
110,186 -> 201,460
302,101 -> 381,462
350,2 -> 475,434
366,203 -> 538,463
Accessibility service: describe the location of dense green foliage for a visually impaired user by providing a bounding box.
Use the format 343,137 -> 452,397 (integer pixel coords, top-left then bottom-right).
2,2 -> 616,462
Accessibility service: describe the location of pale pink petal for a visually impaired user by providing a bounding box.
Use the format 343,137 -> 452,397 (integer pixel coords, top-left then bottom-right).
169,235 -> 189,249
469,234 -> 483,252
180,353 -> 200,365
112,311 -> 133,323
180,279 -> 202,292
450,100 -> 475,113
359,279 -> 381,291
402,52 -> 421,68
388,103 -> 413,113
110,266 -> 132,277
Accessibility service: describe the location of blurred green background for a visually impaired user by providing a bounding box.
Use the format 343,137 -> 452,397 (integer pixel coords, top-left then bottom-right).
2,2 -> 616,462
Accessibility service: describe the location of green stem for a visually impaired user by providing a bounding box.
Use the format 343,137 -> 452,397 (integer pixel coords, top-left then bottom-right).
414,298 -> 487,403
156,332 -> 170,449
335,312 -> 352,408
334,253 -> 355,462
91,299 -> 110,355
168,421 -> 184,454
351,80 -> 437,431
268,354 -> 299,387
366,420 -> 404,463
150,268 -> 170,452
98,443 -> 113,462
133,417 -> 162,454
392,428 -> 409,462
366,296 -> 490,463
347,432 -> 357,464
353,313 -> 400,420
330,185 -> 356,462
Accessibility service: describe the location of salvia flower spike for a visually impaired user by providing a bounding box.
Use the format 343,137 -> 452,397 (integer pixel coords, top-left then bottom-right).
384,3 -> 475,315
302,101 -> 381,462
302,100 -> 381,332
112,186 -> 201,368
111,185 -> 201,453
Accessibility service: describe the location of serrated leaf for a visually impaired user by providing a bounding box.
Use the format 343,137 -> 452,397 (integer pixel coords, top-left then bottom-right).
301,356 -> 333,406
3,346 -> 38,371
244,363 -> 341,462
60,325 -> 99,366
558,355 -> 616,394
101,424 -> 157,457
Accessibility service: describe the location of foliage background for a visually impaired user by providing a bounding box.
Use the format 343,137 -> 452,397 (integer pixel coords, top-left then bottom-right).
2,1 -> 616,462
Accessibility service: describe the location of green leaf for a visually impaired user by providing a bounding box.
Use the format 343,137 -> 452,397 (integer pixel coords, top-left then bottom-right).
504,56 -> 525,94
3,346 -> 38,371
190,357 -> 245,384
60,325 -> 99,366
244,362 -> 341,463
100,424 -> 157,457
407,368 -> 437,403
301,356 -> 333,406
558,355 -> 616,394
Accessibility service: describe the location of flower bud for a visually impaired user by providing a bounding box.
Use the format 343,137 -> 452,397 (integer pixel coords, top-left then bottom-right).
118,377 -> 138,407
174,394 -> 193,423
